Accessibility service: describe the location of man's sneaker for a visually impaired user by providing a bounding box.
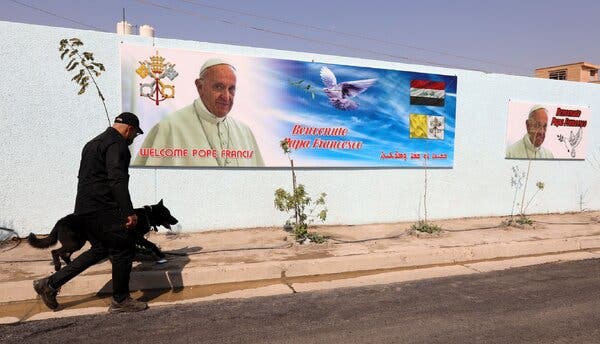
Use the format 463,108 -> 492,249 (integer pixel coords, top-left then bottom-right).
108,297 -> 148,314
33,278 -> 59,310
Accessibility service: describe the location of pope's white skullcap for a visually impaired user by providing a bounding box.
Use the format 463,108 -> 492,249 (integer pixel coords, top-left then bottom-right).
528,104 -> 547,117
199,58 -> 236,77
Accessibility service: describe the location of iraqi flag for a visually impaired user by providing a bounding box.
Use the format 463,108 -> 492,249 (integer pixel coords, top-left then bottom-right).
410,80 -> 446,107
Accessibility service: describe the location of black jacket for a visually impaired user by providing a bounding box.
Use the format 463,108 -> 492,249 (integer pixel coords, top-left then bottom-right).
74,127 -> 134,216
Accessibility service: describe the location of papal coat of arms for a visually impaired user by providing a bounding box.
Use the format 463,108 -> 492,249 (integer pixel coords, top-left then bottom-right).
136,51 -> 178,105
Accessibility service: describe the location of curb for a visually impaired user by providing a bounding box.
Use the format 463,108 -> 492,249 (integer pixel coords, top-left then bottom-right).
2,234 -> 600,304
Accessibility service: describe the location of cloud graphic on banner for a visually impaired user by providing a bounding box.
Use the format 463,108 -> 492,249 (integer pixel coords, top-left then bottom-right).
350,116 -> 363,125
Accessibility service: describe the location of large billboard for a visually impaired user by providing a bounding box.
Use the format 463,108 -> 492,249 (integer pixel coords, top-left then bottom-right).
121,44 -> 457,167
505,100 -> 590,160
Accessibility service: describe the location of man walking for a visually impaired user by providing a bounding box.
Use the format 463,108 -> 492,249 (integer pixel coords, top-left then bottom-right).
33,112 -> 148,313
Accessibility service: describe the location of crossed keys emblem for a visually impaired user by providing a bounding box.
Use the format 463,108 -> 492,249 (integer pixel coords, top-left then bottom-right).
136,51 -> 178,105
429,117 -> 444,139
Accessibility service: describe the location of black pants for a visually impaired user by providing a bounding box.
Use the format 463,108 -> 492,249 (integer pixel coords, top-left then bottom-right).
48,210 -> 134,302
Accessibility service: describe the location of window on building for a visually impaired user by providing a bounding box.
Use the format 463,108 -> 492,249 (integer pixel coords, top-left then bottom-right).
590,70 -> 597,77
549,70 -> 567,80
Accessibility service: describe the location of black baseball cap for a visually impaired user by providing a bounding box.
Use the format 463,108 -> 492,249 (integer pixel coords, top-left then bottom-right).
114,112 -> 143,134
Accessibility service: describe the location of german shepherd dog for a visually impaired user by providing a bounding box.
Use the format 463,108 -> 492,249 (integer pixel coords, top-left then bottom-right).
27,200 -> 178,271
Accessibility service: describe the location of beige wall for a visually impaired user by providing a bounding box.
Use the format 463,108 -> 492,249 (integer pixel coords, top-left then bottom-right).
536,63 -> 599,82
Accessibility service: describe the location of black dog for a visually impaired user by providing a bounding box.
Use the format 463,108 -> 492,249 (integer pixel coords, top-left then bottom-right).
27,200 -> 178,271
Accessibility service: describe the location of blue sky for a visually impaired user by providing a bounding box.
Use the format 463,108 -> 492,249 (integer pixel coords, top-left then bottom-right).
3,0 -> 600,76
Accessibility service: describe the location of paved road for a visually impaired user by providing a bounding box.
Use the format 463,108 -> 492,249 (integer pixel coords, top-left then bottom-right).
2,259 -> 599,343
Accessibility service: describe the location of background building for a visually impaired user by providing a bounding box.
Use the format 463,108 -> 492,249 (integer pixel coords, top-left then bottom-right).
535,62 -> 600,83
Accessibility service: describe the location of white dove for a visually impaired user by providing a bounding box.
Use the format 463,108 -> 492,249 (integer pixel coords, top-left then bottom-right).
320,66 -> 376,110
568,127 -> 583,157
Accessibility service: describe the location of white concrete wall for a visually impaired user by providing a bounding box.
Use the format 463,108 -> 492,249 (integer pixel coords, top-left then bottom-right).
1,21 -> 599,236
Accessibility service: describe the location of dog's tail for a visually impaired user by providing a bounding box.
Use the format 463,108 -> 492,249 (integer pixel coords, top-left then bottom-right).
27,226 -> 58,249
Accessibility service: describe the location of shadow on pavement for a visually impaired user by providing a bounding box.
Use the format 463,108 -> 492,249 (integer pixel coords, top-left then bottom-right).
96,246 -> 202,303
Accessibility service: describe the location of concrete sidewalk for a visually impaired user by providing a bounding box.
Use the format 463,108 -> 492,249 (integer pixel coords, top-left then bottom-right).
1,211 -> 600,319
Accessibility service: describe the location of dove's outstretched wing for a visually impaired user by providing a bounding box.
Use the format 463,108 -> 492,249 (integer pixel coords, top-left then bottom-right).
569,128 -> 583,148
341,79 -> 377,98
320,66 -> 337,88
